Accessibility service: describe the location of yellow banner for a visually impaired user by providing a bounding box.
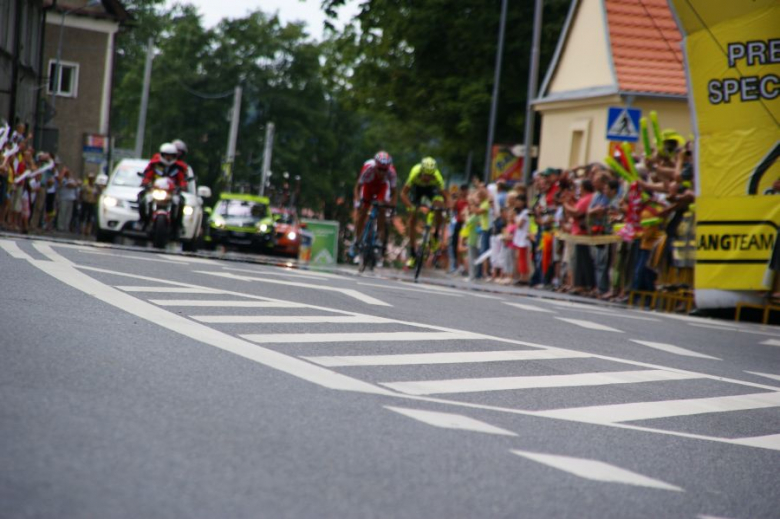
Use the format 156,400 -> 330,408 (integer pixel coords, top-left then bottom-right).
669,0 -> 780,290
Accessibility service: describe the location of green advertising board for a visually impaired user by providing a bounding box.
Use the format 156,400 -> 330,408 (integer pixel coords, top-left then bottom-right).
299,219 -> 339,266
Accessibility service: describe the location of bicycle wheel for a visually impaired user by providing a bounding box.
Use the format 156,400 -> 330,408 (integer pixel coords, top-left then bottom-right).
414,226 -> 430,283
358,221 -> 374,273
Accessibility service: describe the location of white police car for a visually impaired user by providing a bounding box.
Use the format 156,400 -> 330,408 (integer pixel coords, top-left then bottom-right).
97,158 -> 211,250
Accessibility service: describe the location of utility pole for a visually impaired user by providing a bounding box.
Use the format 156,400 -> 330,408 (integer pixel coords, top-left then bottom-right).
483,0 -> 508,184
259,122 -> 275,197
522,0 -> 543,185
134,38 -> 154,158
225,85 -> 242,192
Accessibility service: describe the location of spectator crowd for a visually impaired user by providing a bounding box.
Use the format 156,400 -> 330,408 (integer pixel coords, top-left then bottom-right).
431,131 -> 699,303
0,121 -> 104,238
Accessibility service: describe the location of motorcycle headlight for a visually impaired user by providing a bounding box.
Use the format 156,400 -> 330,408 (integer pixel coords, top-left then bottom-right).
182,205 -> 194,216
152,189 -> 169,201
287,231 -> 297,240
102,196 -> 118,208
258,223 -> 269,232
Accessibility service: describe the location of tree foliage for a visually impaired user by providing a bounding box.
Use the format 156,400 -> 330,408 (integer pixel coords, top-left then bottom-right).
110,0 -> 570,215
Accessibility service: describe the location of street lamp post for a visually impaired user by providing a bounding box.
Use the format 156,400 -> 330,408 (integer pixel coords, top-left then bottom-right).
51,0 -> 101,112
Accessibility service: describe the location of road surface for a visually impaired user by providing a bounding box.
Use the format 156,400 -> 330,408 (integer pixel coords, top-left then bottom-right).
1,236 -> 779,518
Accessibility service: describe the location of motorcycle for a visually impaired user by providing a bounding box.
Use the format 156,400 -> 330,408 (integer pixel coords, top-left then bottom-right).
143,176 -> 180,249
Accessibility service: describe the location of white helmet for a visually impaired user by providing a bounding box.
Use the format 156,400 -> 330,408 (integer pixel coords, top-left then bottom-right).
159,143 -> 178,166
172,139 -> 188,156
95,173 -> 108,187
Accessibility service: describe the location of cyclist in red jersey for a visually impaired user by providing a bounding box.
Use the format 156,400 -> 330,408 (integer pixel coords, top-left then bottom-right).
350,151 -> 397,258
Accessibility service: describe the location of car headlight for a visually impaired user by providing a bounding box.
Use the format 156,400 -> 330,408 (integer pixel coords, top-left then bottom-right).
182,205 -> 194,216
102,196 -> 118,208
258,223 -> 268,232
212,217 -> 226,228
152,189 -> 168,201
287,231 -> 297,240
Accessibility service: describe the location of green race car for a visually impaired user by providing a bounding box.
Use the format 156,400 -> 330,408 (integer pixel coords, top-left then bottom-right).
206,193 -> 276,252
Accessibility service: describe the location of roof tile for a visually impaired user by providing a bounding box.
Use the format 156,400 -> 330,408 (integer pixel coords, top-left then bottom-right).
605,0 -> 687,95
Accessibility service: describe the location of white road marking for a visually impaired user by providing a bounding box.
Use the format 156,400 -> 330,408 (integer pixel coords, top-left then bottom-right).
192,315 -> 392,324
385,406 -> 517,436
151,300 -> 306,308
535,391 -> 780,424
511,451 -> 683,492
196,270 -> 391,306
241,331 -> 484,344
630,340 -> 721,360
117,286 -> 225,294
544,299 -> 620,312
729,433 -> 780,450
26,250 -> 391,395
761,339 -> 780,347
555,317 -> 623,332
79,249 -> 186,264
572,309 -> 660,322
222,265 -> 345,280
304,349 -> 592,367
381,370 -> 701,396
24,240 -> 780,452
504,302 -> 557,313
0,239 -> 32,260
159,254 -> 217,264
357,282 -> 463,297
744,371 -> 780,383
688,323 -> 780,338
221,266 -> 330,281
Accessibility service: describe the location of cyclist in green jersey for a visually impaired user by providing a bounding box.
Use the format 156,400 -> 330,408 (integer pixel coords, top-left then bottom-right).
400,157 -> 450,267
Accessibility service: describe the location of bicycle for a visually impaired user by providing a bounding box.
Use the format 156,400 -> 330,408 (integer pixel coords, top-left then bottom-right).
413,204 -> 445,283
357,201 -> 392,273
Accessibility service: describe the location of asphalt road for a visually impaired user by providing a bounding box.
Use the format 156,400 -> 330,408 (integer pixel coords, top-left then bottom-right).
2,236 -> 780,519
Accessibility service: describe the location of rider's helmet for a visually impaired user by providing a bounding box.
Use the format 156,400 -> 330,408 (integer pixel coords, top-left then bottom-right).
172,139 -> 188,157
159,142 -> 178,166
421,157 -> 437,175
374,151 -> 392,171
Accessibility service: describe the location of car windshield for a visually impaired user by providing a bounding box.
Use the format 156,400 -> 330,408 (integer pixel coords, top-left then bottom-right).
216,200 -> 267,220
111,164 -> 144,187
273,212 -> 294,224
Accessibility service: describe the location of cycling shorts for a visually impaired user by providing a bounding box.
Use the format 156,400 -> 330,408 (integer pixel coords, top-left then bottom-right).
410,185 -> 443,206
360,181 -> 390,207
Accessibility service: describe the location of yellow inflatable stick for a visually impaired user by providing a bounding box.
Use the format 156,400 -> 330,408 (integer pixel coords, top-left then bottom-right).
605,156 -> 634,183
650,111 -> 663,151
640,117 -> 652,157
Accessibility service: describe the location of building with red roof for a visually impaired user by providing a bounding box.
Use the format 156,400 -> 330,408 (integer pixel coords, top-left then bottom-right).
533,0 -> 691,170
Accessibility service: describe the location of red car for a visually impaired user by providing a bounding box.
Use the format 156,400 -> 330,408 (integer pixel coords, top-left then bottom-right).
272,208 -> 303,256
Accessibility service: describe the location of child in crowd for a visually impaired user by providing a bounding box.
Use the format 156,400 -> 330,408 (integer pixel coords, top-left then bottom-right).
512,195 -> 531,285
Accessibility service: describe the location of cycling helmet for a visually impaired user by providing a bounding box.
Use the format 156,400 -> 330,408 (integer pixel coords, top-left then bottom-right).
159,143 -> 178,166
374,151 -> 392,169
172,139 -> 188,156
421,157 -> 437,174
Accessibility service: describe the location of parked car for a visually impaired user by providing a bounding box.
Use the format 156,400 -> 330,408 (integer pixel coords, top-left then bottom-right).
271,207 -> 304,257
96,158 -> 211,251
206,193 -> 275,252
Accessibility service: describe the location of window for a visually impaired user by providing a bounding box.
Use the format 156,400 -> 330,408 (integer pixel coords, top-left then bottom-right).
48,60 -> 79,97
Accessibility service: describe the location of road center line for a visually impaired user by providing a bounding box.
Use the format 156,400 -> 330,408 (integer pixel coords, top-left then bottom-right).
241,331 -> 485,344
117,286 -> 225,294
151,300 -> 305,308
191,315 -> 392,324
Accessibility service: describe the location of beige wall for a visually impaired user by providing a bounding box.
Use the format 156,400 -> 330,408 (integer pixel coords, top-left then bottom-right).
44,17 -> 115,179
548,0 -> 615,94
536,96 -> 691,171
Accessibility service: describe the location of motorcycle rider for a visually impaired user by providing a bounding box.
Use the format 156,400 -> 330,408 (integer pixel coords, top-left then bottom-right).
138,143 -> 188,233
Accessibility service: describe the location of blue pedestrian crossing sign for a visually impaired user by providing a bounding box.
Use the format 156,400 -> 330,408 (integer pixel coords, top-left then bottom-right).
606,107 -> 641,142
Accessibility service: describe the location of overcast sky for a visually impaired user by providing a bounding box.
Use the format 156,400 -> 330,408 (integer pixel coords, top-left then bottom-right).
166,0 -> 360,40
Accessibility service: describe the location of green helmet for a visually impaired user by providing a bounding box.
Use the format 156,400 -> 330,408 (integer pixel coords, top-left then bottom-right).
421,157 -> 437,174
